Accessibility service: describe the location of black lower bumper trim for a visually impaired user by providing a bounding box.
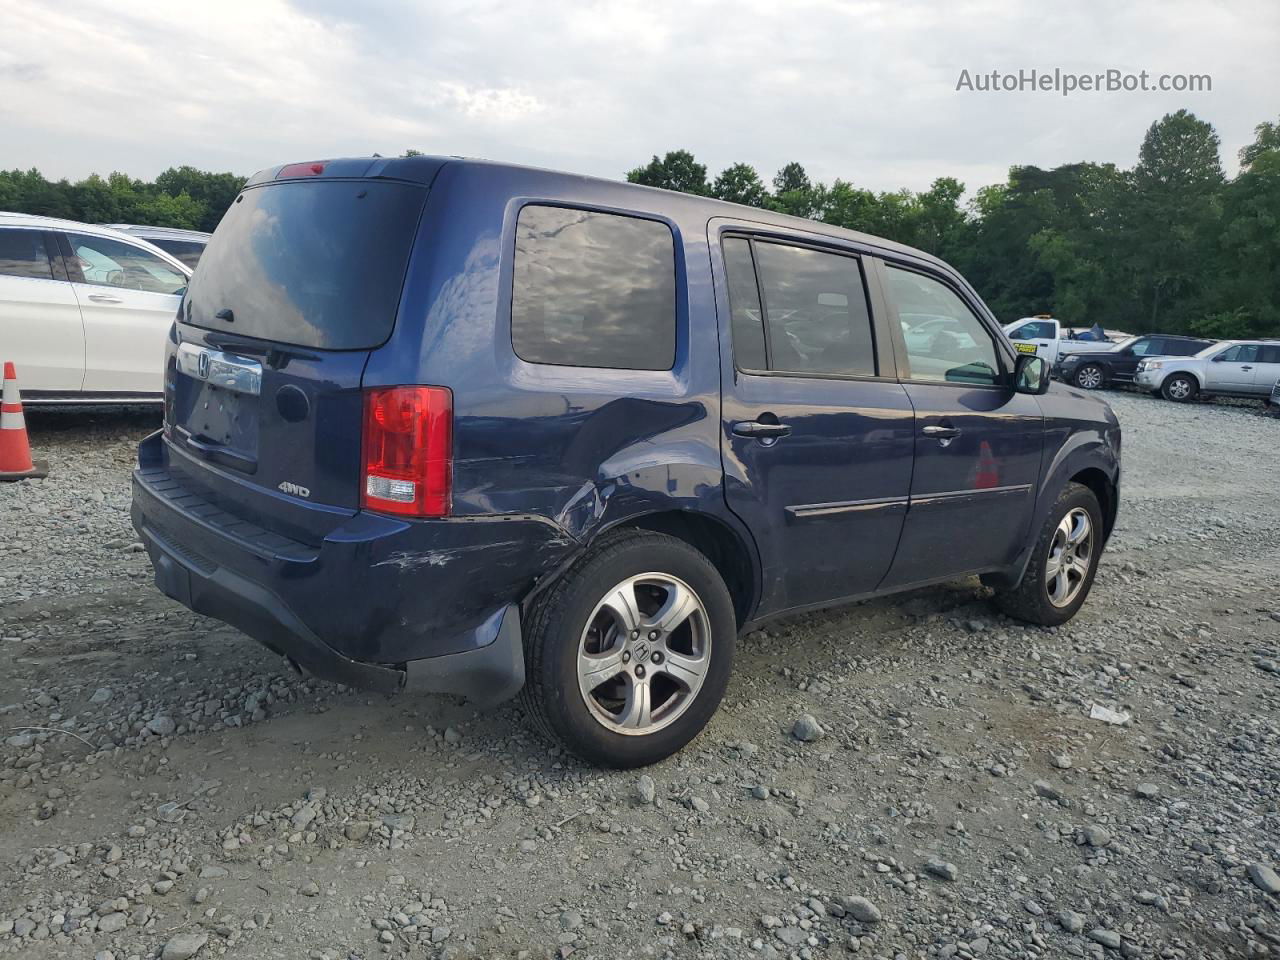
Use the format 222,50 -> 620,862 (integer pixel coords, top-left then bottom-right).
140,517 -> 405,694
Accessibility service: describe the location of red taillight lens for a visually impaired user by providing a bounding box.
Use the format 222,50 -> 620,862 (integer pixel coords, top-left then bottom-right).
362,386 -> 452,517
278,161 -> 326,177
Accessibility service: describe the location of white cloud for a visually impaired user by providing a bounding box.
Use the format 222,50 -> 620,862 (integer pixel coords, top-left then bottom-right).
1,0 -> 1277,192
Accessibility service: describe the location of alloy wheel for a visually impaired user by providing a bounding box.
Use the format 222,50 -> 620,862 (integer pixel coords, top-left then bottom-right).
1045,507 -> 1094,608
576,573 -> 711,736
1077,366 -> 1103,389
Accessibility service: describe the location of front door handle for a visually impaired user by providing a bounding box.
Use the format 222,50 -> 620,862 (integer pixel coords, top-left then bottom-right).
733,419 -> 791,439
1241,365 -> 1253,371
922,424 -> 961,440
88,293 -> 123,304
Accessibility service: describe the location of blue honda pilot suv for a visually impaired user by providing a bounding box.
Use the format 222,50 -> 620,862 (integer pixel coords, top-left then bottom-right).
131,155 -> 1121,767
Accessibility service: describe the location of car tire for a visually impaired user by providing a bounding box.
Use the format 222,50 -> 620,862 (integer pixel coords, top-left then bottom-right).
520,530 -> 735,768
1161,373 -> 1198,402
1074,364 -> 1106,390
993,482 -> 1104,627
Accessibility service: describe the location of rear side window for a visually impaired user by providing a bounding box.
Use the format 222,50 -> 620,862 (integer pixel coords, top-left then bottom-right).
186,180 -> 427,349
1260,345 -> 1280,363
722,237 -> 876,377
0,229 -> 53,280
512,205 -> 676,370
151,238 -> 205,270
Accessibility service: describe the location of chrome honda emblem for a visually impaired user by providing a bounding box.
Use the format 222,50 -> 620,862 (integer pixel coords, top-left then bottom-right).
633,641 -> 651,663
196,350 -> 211,379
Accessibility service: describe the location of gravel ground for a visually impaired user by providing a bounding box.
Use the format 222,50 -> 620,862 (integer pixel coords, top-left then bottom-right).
1,393 -> 1278,960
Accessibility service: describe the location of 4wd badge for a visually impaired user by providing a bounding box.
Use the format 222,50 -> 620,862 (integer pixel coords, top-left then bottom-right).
278,481 -> 311,498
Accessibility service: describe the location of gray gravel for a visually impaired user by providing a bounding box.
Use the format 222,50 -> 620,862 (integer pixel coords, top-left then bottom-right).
2,393 -> 1279,960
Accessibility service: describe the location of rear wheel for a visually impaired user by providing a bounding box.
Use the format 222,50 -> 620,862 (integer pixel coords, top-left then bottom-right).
993,482 -> 1103,626
1074,364 -> 1105,390
1161,373 -> 1198,402
520,531 -> 735,768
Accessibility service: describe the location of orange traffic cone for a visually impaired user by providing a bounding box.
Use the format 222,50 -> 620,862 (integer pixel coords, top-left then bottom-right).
0,362 -> 48,481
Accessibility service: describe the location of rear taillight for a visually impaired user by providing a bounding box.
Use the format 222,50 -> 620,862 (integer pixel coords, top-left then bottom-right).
362,386 -> 452,517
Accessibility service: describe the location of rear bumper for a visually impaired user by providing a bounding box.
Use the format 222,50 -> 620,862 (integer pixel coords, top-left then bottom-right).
130,432 -> 573,702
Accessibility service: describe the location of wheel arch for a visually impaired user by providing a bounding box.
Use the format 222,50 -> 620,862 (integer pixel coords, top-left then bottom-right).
1162,368 -> 1203,391
992,435 -> 1119,590
598,510 -> 760,628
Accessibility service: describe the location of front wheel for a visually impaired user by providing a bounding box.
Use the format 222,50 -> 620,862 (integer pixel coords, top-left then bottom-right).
993,482 -> 1104,626
1074,364 -> 1105,390
1161,374 -> 1198,402
520,531 -> 735,768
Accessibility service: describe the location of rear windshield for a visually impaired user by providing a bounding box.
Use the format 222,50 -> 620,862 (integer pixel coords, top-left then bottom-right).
185,179 -> 427,349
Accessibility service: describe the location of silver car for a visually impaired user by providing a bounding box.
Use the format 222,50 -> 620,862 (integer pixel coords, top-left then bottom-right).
104,224 -> 210,270
1134,340 -> 1280,403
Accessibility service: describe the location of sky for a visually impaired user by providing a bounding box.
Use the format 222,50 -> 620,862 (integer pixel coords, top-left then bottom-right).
2,0 -> 1277,195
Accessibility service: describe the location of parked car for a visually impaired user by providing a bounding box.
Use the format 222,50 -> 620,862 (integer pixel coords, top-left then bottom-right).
105,225 -> 211,271
1135,340 -> 1280,402
1055,334 -> 1214,390
1003,316 -> 1120,365
0,212 -> 191,402
1270,378 -> 1280,412
131,156 -> 1121,767
900,314 -> 979,355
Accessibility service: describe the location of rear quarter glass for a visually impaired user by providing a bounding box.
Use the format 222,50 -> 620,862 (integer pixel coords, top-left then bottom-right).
184,180 -> 427,350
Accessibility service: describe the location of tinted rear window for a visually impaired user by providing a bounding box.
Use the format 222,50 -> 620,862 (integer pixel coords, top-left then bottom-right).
511,205 -> 676,370
185,180 -> 426,349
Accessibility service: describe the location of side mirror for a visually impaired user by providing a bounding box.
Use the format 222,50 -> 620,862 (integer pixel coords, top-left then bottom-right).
1211,355 -> 1225,362
1015,353 -> 1051,395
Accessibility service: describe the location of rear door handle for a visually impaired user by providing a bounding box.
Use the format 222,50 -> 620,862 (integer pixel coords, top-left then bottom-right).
733,419 -> 791,439
922,424 -> 961,440
87,293 -> 123,304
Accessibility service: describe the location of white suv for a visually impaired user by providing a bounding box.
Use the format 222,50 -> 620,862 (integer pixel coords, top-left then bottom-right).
0,213 -> 191,403
1135,339 -> 1280,403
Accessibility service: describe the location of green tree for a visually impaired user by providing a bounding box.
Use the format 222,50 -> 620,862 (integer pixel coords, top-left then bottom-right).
626,150 -> 709,195
711,162 -> 769,206
1239,117 -> 1280,171
154,166 -> 244,231
1126,110 -> 1224,329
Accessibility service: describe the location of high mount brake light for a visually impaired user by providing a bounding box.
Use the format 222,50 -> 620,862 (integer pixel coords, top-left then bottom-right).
278,162 -> 326,178
361,386 -> 452,517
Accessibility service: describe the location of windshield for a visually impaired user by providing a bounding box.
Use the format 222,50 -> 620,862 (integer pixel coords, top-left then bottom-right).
185,179 -> 427,349
1196,342 -> 1231,358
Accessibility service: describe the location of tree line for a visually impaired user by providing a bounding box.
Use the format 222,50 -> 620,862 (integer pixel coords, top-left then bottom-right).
2,108 -> 1276,337
627,110 -> 1280,339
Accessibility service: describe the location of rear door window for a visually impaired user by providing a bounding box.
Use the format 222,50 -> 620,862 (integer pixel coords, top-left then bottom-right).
511,205 -> 676,370
721,237 -> 876,377
0,228 -> 54,280
185,180 -> 427,349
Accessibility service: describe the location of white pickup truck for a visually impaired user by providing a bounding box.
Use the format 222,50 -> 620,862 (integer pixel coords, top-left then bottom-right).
1002,316 -> 1122,365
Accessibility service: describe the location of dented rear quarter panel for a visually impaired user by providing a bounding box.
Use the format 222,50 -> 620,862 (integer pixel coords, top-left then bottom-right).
357,161 -> 757,655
